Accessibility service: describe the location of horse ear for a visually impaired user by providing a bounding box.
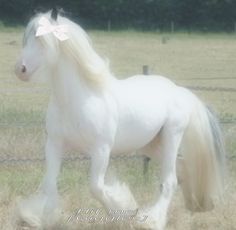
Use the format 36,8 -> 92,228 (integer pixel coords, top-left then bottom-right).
51,7 -> 58,21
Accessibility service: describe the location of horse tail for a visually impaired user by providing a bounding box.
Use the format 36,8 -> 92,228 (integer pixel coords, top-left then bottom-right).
177,98 -> 226,212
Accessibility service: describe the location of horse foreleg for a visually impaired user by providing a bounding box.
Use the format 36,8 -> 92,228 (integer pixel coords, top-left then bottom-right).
17,138 -> 63,228
42,138 -> 63,211
90,145 -> 138,213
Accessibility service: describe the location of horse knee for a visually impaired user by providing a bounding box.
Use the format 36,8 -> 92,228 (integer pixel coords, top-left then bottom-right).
161,174 -> 177,198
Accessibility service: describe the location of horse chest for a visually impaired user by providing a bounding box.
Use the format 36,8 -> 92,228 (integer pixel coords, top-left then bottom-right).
60,114 -> 102,152
47,99 -> 117,153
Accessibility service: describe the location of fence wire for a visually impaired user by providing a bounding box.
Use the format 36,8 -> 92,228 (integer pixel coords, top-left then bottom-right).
0,117 -> 235,165
0,84 -> 235,165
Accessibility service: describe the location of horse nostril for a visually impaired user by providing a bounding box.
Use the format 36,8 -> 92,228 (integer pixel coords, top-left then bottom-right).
21,65 -> 26,73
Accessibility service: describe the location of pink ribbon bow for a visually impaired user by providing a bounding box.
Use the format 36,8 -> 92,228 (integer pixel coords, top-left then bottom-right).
36,17 -> 69,41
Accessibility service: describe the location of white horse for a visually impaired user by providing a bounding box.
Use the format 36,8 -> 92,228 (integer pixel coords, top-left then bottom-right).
15,9 -> 225,230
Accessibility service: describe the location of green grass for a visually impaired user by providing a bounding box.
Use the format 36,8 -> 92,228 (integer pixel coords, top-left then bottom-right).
0,29 -> 236,229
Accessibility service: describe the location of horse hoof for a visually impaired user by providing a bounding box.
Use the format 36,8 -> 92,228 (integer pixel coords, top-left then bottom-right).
133,208 -> 166,230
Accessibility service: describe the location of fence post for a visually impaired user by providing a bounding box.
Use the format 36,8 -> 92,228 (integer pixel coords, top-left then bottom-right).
143,65 -> 149,75
171,21 -> 175,33
143,65 -> 151,176
107,20 -> 111,31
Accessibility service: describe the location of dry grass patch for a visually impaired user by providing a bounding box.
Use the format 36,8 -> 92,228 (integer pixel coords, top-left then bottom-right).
0,30 -> 235,229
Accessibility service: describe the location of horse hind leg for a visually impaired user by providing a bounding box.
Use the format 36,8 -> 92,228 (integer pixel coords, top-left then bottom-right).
136,123 -> 186,230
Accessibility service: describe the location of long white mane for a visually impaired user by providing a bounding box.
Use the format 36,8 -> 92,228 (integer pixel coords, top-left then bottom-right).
25,12 -> 112,86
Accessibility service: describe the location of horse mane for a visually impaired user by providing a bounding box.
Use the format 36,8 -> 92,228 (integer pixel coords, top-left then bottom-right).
26,11 -> 112,87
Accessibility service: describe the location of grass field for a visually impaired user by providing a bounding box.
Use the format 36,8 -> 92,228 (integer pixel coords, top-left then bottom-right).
0,28 -> 236,230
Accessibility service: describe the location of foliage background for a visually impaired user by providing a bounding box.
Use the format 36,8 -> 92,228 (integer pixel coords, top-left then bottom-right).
0,0 -> 236,31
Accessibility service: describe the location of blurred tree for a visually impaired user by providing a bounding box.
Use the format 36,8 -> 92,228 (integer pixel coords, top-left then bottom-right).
0,0 -> 235,31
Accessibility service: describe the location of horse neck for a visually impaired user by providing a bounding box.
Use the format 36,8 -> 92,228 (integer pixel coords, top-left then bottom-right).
48,58 -> 93,108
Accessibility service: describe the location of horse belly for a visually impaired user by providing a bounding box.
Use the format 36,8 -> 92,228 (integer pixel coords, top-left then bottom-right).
112,110 -> 166,155
111,80 -> 172,154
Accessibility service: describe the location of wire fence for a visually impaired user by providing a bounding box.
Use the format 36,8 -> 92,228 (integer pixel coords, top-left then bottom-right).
0,63 -> 236,166
0,126 -> 235,165
186,85 -> 236,93
0,84 -> 235,166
